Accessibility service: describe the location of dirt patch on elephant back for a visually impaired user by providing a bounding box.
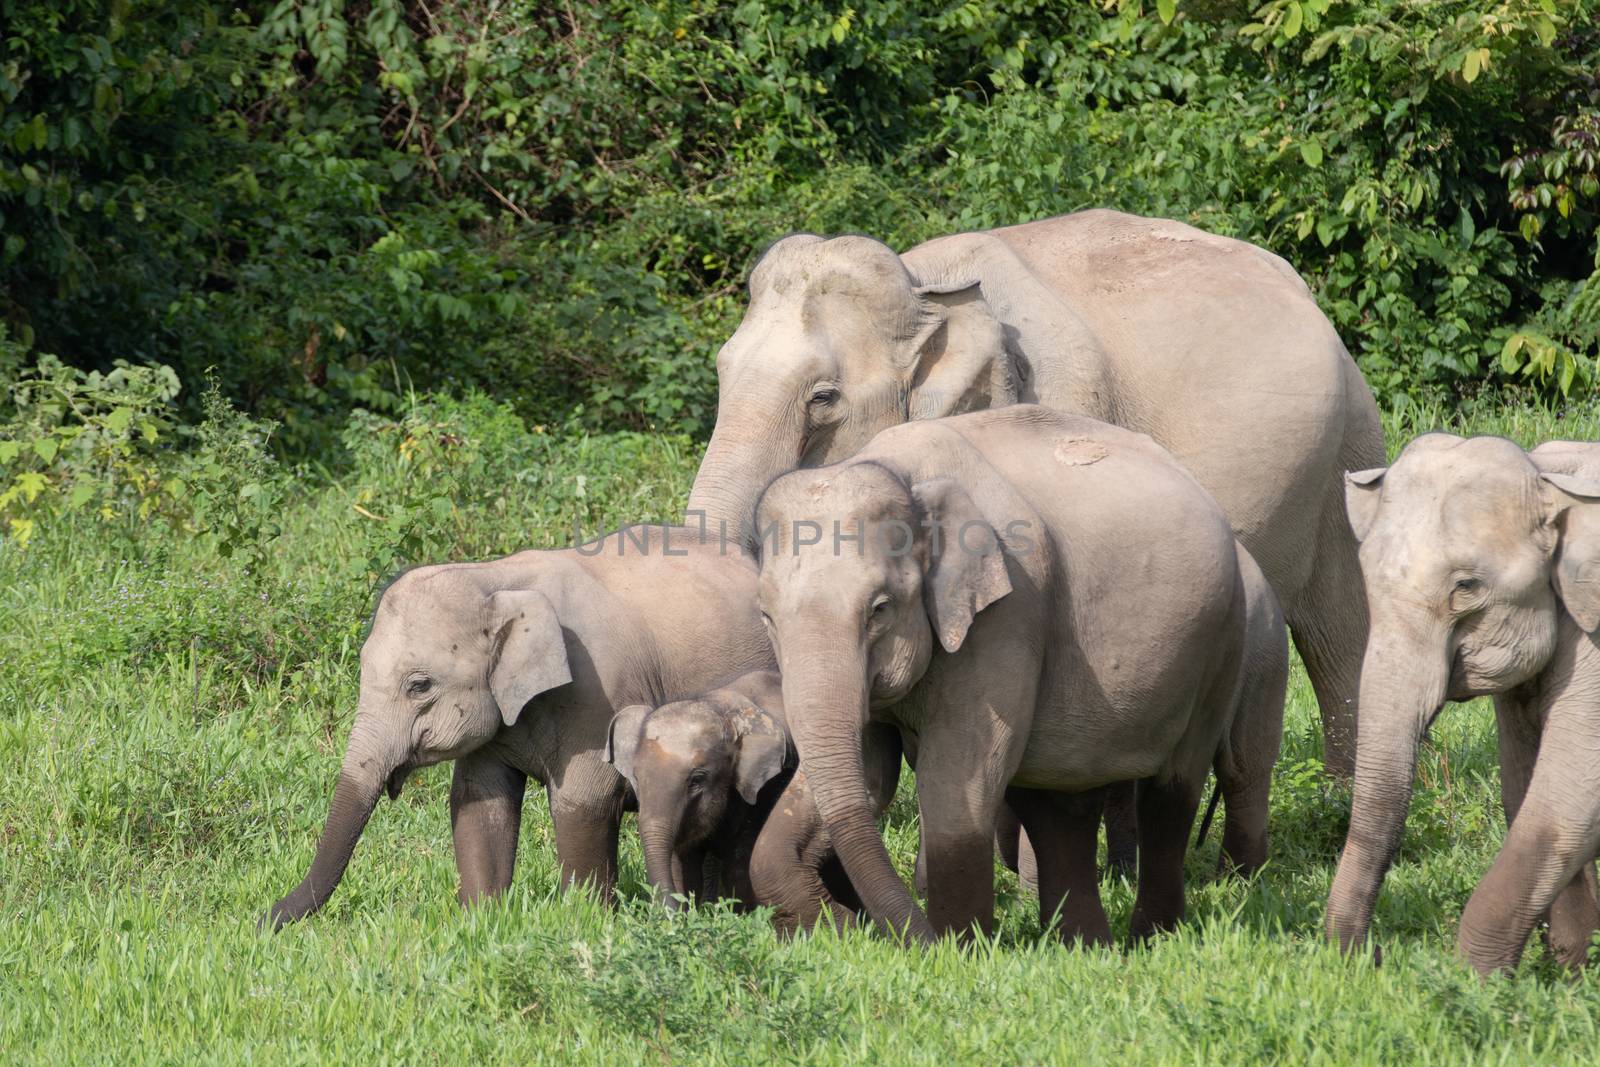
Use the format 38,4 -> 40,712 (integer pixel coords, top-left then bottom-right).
1053,436 -> 1109,466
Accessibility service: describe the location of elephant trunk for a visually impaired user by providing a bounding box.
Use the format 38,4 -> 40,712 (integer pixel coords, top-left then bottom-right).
685,405 -> 793,548
639,803 -> 689,911
782,641 -> 935,944
1324,620 -> 1450,952
262,715 -> 406,930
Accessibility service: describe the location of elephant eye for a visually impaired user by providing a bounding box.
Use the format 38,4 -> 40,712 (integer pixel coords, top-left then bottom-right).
870,595 -> 893,617
406,676 -> 433,697
1451,576 -> 1485,611
808,387 -> 839,408
688,769 -> 708,787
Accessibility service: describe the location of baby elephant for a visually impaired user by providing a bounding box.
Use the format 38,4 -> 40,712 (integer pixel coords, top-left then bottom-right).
606,671 -> 902,929
605,672 -> 792,909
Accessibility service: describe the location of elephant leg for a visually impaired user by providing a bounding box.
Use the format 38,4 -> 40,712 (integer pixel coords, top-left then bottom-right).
1285,517 -> 1367,780
1017,825 -> 1039,895
548,756 -> 625,903
1493,689 -> 1600,967
750,773 -> 856,935
1128,774 -> 1204,942
916,724 -> 1017,939
1102,781 -> 1139,879
450,754 -> 527,906
995,804 -> 1022,874
1461,663 -> 1600,975
1547,865 -> 1600,970
1008,786 -> 1111,947
998,803 -> 1040,895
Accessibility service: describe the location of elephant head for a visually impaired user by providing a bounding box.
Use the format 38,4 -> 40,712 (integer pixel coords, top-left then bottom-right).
605,683 -> 789,908
1324,433 -> 1600,952
755,463 -> 1012,941
686,234 -> 1015,544
263,565 -> 571,929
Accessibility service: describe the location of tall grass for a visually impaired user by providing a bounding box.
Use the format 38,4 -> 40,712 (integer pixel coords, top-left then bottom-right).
2,393 -> 1599,1064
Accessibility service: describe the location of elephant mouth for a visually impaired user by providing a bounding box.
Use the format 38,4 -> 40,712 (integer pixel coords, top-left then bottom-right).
385,763 -> 414,800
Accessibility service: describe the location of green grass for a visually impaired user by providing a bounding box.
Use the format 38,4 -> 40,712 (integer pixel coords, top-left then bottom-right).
4,395 -> 1600,1065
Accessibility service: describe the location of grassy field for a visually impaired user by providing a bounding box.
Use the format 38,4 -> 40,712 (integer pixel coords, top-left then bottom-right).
4,393 -> 1600,1065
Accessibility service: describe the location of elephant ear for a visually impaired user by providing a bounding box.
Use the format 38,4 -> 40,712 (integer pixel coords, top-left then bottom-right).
1542,472 -> 1600,633
732,705 -> 790,805
485,589 -> 572,727
906,282 -> 1017,422
1345,467 -> 1387,543
911,477 -> 1013,654
604,704 -> 652,788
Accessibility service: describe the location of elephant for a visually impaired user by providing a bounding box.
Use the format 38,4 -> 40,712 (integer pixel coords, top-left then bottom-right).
605,669 -> 904,932
752,403 -> 1281,943
1324,434 -> 1600,976
262,526 -> 773,929
686,209 -> 1384,780
604,670 -> 795,910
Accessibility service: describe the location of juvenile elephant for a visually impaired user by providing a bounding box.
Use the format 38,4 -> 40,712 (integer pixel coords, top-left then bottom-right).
262,527 -> 772,929
687,210 -> 1382,777
753,404 -> 1276,943
605,670 -> 903,930
1324,435 -> 1600,976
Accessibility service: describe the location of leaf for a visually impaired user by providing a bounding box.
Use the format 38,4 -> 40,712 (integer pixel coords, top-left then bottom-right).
1456,208 -> 1475,246
1299,140 -> 1323,168
1500,333 -> 1526,373
104,407 -> 133,434
1462,50 -> 1480,83
0,441 -> 18,465
1157,0 -> 1176,24
1559,352 -> 1577,395
32,438 -> 58,463
8,517 -> 34,546
14,471 -> 48,502
1283,2 -> 1303,38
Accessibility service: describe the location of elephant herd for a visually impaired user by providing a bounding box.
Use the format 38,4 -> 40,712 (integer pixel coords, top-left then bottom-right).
265,210 -> 1600,978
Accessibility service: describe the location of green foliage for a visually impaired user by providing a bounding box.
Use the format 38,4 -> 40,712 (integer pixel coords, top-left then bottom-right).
0,333 -> 183,543
4,0 -> 1596,453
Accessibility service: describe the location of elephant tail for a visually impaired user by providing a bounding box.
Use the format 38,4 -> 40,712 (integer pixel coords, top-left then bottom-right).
1194,778 -> 1223,850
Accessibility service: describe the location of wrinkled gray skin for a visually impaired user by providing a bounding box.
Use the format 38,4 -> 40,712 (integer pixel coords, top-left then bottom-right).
995,546 -> 1288,890
263,527 -> 772,929
755,404 -> 1260,943
605,671 -> 794,910
688,210 -> 1383,780
748,719 -> 904,935
1325,435 -> 1600,976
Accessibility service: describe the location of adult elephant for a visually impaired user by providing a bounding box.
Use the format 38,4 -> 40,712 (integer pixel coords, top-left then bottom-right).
687,210 -> 1383,775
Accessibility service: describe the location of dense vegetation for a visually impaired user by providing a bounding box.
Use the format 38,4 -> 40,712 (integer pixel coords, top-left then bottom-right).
3,0 -> 1599,460
4,396 -> 1600,1064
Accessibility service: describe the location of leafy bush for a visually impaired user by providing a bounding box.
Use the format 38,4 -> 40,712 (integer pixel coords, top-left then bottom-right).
2,0 -> 1597,455
0,337 -> 184,543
